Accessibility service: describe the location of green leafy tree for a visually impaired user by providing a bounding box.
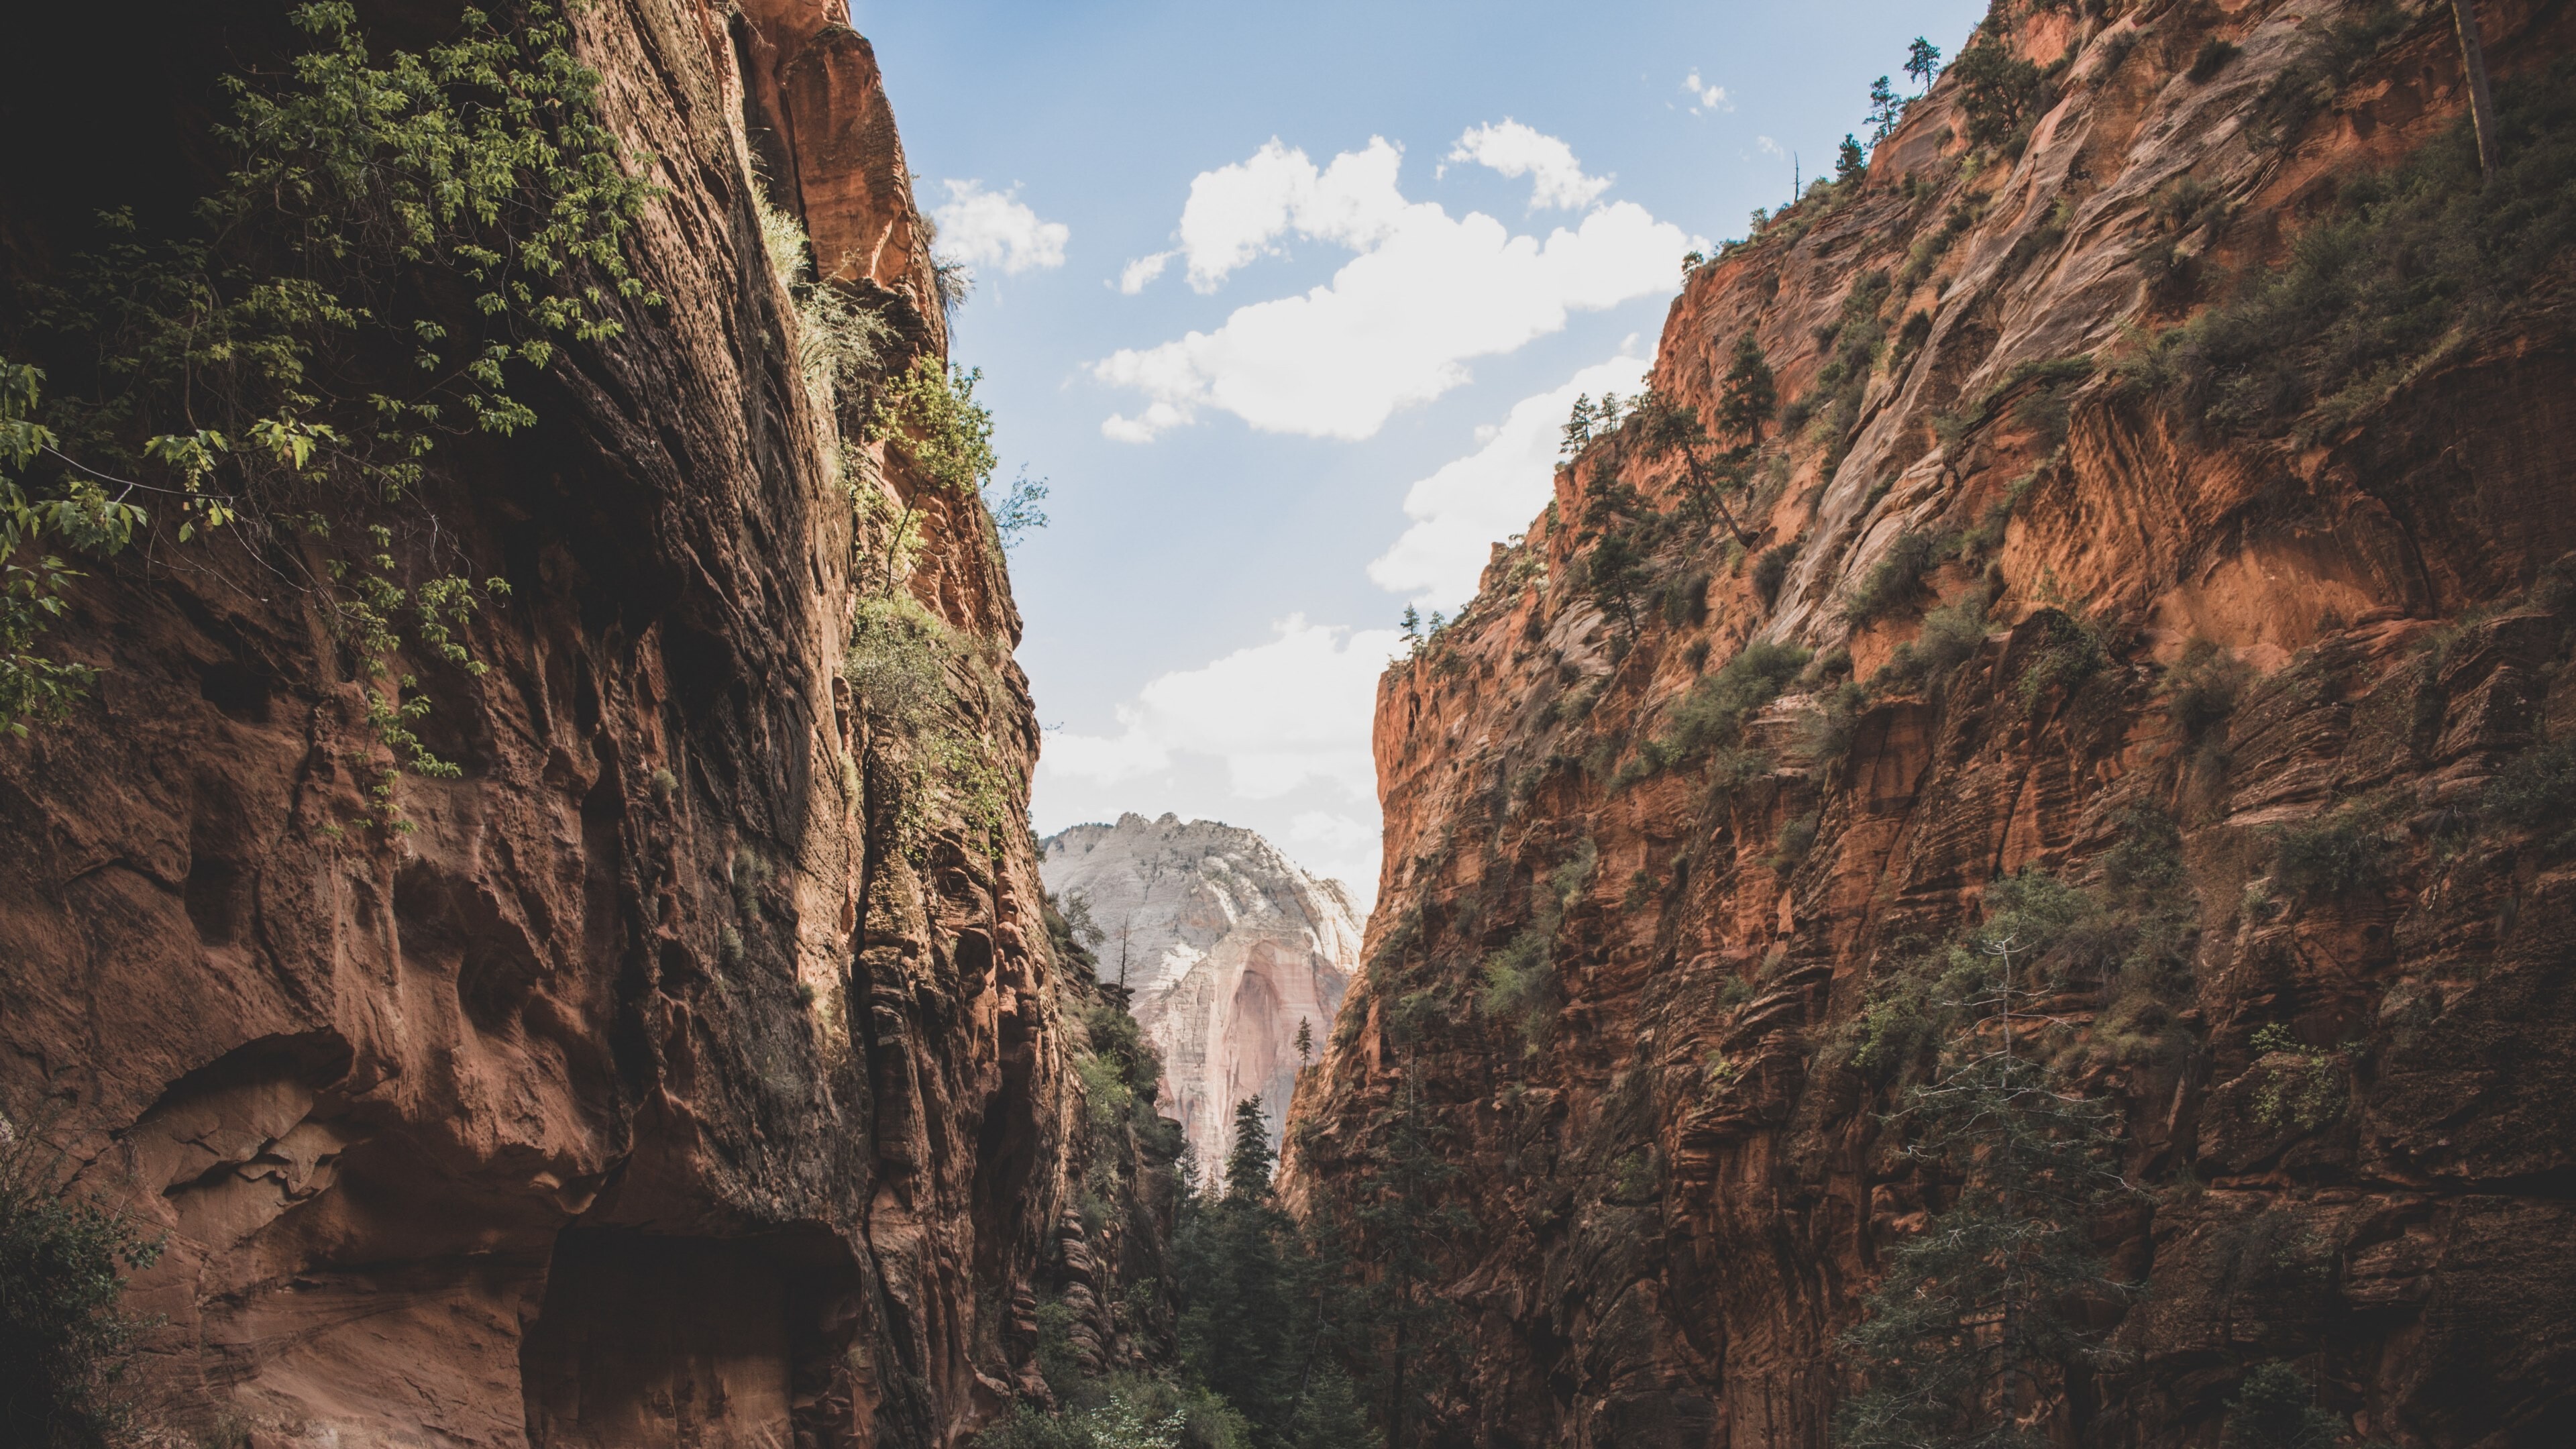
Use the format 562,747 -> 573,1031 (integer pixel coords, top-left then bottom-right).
1,1111 -> 166,1448
1837,916 -> 2133,1448
13,1 -> 656,810
1908,37 -> 1944,93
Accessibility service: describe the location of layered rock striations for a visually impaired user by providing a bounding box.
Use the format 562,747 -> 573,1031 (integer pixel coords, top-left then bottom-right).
1287,1 -> 2576,1445
1042,814 -> 1360,1168
0,3 -> 1148,1445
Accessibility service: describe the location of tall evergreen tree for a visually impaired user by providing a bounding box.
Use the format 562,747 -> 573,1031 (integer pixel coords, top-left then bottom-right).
1868,76 -> 1902,142
1837,133 -> 1870,185
1838,916 -> 2133,1448
1907,36 -> 1943,93
1716,332 -> 1778,447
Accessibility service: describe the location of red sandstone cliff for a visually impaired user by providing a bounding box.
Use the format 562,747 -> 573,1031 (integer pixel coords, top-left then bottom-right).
1288,1 -> 2576,1445
0,3 -> 1142,1445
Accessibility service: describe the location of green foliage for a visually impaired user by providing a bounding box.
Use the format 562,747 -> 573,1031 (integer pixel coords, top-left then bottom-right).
755,184 -> 896,420
2014,606 -> 2104,707
1907,38 -> 1943,93
1665,640 -> 1811,760
2165,639 -> 2253,736
1835,907 -> 2133,1449
2248,1 -> 2411,149
2129,58 -> 2576,439
2188,37 -> 2242,84
987,467 -> 1051,549
846,593 -> 956,735
1719,333 -> 1780,446
1836,134 -> 1870,186
1870,593 -> 1988,698
1,1110 -> 165,1447
976,1375 -> 1249,1449
1899,201 -> 1981,291
1477,928 -> 1554,1038
1841,529 -> 1953,626
1753,541 -> 1799,608
870,354 -> 998,496
2221,1362 -> 2343,1449
0,368 -> 105,735
1951,38 -> 2046,150
14,1 -> 653,790
2269,801 -> 2397,903
2479,733 -> 2576,854
2248,1026 -> 2346,1132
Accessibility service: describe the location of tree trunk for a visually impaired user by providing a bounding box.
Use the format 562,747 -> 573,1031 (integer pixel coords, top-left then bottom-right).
2452,0 -> 2503,182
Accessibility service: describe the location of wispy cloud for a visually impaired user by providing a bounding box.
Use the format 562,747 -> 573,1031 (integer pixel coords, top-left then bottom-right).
1684,70 -> 1733,114
1118,250 -> 1174,294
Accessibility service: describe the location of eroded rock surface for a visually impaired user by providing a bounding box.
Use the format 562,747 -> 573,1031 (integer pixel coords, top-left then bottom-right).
1042,814 -> 1359,1166
0,3 -> 1139,1445
1287,1 -> 2576,1445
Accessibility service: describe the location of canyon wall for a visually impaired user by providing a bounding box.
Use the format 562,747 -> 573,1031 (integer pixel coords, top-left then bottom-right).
0,2 -> 1145,1444
1042,814 -> 1360,1169
1287,1 -> 2576,1445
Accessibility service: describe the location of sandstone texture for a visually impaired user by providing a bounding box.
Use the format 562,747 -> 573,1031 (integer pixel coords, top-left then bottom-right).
1042,815 -> 1360,1168
0,3 -> 1142,1445
1287,1 -> 2576,1445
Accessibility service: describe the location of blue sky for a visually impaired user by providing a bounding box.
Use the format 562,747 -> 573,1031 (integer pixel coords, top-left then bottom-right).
851,0 -> 1987,900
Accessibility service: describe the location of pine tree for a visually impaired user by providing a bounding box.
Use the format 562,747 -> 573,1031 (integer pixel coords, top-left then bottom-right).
1560,393 -> 1597,458
1344,1059 -> 1466,1446
1716,332 -> 1778,446
1295,1018 -> 1313,1068
1907,37 -> 1943,93
1177,1099 -> 1297,1438
1869,76 -> 1903,142
1627,390 -> 1752,548
1837,924 -> 2133,1448
1836,133 -> 1870,185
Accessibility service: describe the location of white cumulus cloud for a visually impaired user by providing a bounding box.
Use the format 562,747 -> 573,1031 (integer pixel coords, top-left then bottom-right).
1173,138 -> 1409,292
1684,70 -> 1733,114
930,179 -> 1069,276
1368,352 -> 1654,610
1091,136 -> 1697,442
1042,616 -> 1402,802
1444,119 -> 1610,210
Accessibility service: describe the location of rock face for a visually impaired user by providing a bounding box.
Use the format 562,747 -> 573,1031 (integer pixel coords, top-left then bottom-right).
0,3 -> 1144,1445
1042,814 -> 1360,1167
1287,1 -> 2576,1446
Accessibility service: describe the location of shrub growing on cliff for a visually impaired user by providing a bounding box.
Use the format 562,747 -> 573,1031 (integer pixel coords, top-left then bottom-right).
2221,1361 -> 2345,1449
1,1111 -> 164,1448
1664,640 -> 1811,762
1840,529 -> 1952,626
2130,56 -> 2576,439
